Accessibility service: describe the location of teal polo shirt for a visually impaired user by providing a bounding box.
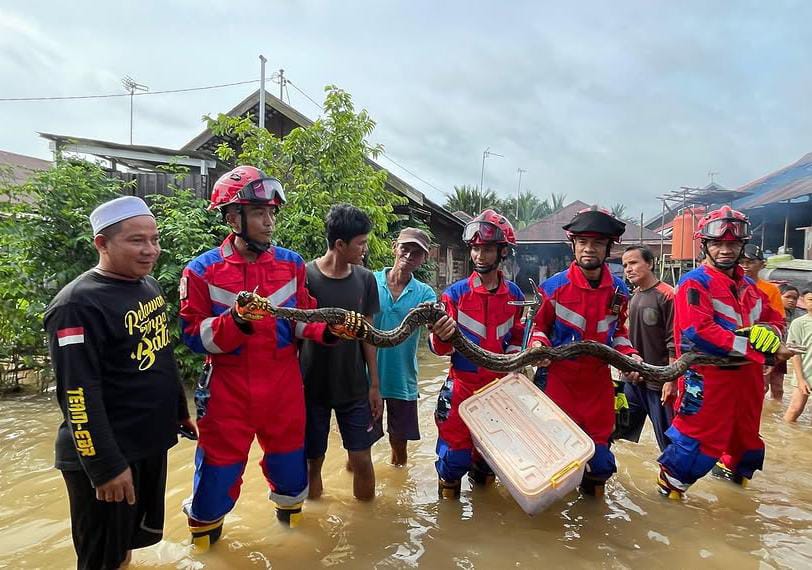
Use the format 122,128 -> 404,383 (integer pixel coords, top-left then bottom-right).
373,268 -> 437,400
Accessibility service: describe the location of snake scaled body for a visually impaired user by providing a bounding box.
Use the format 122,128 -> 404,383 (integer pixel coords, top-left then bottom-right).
237,293 -> 744,382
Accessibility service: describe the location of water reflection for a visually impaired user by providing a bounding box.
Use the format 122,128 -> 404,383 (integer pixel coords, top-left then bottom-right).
2,350 -> 812,568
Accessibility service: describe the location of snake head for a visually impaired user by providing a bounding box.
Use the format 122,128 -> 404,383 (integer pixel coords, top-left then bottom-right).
234,290 -> 272,321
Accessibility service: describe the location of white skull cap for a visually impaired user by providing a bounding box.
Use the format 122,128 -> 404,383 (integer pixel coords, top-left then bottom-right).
89,196 -> 154,234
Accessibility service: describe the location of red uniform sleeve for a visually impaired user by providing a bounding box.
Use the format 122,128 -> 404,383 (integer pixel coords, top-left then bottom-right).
504,296 -> 526,353
676,278 -> 765,364
609,297 -> 638,356
429,292 -> 458,356
179,267 -> 250,355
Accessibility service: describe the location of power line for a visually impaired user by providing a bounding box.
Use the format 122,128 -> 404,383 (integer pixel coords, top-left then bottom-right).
286,78 -> 448,196
0,79 -> 260,102
285,79 -> 323,111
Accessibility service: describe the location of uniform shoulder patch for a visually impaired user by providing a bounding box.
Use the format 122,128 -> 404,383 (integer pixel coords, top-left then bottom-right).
179,276 -> 188,301
686,287 -> 700,306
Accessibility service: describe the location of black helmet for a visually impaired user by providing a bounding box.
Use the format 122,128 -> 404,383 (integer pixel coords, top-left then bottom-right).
563,206 -> 626,242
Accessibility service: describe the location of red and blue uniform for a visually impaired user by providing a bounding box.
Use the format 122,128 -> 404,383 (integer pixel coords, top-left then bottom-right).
179,234 -> 329,524
530,262 -> 637,482
429,271 -> 524,482
658,264 -> 784,489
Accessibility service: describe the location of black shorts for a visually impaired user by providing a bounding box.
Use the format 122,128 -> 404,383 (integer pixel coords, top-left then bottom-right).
61,452 -> 168,570
306,398 -> 384,459
384,398 -> 420,441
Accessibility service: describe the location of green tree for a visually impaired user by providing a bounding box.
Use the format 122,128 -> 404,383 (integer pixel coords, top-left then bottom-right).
500,190 -> 557,229
550,192 -> 567,213
0,160 -> 228,389
206,85 -> 403,270
610,202 -> 636,223
0,159 -> 123,390
443,185 -> 498,217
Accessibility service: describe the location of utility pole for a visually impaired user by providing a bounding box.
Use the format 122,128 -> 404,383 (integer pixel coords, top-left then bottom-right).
259,55 -> 267,131
478,147 -> 503,212
121,76 -> 148,145
516,168 -> 526,219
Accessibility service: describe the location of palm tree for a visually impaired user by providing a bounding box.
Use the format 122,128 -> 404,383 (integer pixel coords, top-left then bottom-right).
502,190 -> 554,229
444,185 -> 498,217
550,192 -> 567,213
611,203 -> 636,223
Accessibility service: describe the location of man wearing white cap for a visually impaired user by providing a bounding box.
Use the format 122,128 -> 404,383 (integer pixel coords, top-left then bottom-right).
373,228 -> 437,466
45,195 -> 194,569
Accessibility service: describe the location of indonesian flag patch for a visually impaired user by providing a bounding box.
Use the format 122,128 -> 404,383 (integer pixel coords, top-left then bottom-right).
57,327 -> 85,347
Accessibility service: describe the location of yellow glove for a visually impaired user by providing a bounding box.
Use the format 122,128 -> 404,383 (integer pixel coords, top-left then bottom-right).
746,324 -> 781,354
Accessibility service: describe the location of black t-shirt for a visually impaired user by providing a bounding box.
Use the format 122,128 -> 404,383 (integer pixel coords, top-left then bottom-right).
45,270 -> 188,486
300,261 -> 380,406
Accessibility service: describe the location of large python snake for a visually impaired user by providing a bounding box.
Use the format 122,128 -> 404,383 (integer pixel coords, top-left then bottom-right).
236,292 -> 745,382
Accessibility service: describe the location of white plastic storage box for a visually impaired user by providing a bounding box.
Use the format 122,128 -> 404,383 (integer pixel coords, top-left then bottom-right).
459,372 -> 595,515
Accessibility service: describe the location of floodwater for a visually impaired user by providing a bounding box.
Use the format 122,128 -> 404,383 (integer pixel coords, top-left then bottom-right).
2,350 -> 812,569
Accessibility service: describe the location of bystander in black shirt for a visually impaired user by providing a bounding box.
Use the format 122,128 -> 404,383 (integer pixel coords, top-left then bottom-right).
45,270 -> 188,486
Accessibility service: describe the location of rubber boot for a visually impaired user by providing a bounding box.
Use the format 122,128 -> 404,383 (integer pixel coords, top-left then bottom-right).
579,477 -> 605,498
468,463 -> 496,487
711,461 -> 749,487
656,467 -> 685,500
438,478 -> 461,500
275,502 -> 304,528
189,517 -> 224,552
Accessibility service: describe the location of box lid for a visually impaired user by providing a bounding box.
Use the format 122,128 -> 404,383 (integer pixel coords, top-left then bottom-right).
459,372 -> 595,497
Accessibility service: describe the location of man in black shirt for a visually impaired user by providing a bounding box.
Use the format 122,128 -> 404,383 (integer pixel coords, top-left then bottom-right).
46,196 -> 194,569
300,204 -> 382,500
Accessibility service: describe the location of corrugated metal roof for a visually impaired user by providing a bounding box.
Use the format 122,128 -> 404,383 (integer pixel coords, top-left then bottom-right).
735,152 -> 812,209
516,201 -> 663,243
0,149 -> 51,185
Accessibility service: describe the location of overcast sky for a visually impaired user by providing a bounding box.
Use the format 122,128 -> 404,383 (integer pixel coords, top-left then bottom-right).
2,1 -> 811,217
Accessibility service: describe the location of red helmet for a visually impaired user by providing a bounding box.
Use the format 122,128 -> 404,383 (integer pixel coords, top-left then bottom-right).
694,205 -> 750,241
463,209 -> 517,246
208,166 -> 286,211
563,206 -> 626,243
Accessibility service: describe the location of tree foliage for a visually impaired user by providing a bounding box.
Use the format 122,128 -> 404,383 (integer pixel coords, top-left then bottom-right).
444,185 -> 568,230
0,159 -> 123,391
0,160 -> 228,389
206,85 -> 404,270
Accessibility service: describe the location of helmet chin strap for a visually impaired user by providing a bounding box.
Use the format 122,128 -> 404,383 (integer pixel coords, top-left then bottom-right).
702,241 -> 742,270
472,245 -> 507,275
233,207 -> 271,254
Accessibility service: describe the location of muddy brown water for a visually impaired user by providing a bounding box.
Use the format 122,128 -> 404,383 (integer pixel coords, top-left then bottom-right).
2,350 -> 812,569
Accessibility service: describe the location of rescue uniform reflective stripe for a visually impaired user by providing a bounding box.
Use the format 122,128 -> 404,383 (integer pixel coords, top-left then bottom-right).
208,284 -> 238,307
200,317 -> 225,353
268,278 -> 297,307
496,316 -> 513,340
457,309 -> 487,338
730,334 -> 749,357
711,299 -> 743,326
596,315 -> 617,333
294,321 -> 307,339
505,344 -> 521,353
612,336 -> 633,348
748,299 -> 762,326
553,301 -> 586,331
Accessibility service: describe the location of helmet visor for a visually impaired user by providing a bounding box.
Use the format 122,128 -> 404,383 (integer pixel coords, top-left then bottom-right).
701,219 -> 749,239
463,221 -> 505,243
237,178 -> 286,205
